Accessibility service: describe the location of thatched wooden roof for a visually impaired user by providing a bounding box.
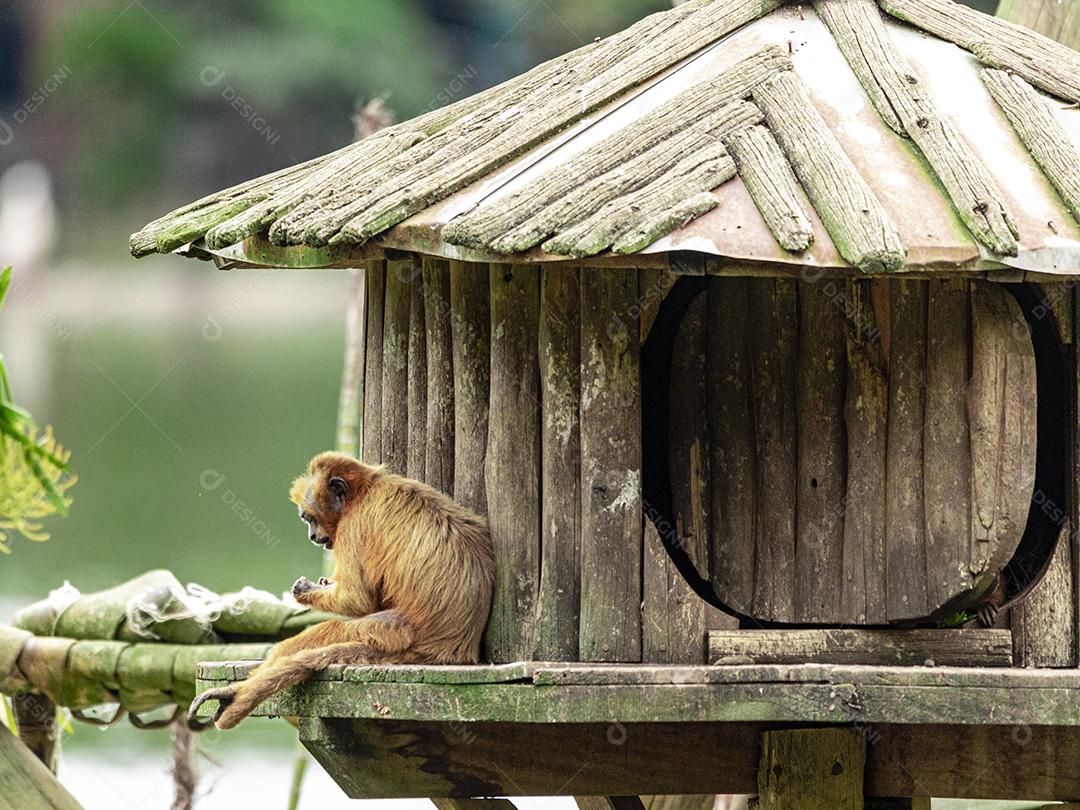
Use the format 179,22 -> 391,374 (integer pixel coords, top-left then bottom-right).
130,0 -> 1080,276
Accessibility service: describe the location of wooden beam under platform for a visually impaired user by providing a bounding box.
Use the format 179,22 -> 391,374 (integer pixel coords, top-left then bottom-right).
193,661 -> 1080,801
290,716 -> 1080,801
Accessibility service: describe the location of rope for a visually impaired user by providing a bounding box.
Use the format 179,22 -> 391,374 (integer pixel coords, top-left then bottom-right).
170,718 -> 197,810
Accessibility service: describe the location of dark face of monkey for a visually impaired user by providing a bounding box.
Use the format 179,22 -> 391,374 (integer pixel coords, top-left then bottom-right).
289,452 -> 370,550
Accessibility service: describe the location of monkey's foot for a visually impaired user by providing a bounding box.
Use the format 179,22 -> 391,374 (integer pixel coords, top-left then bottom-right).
977,604 -> 999,628
188,685 -> 237,726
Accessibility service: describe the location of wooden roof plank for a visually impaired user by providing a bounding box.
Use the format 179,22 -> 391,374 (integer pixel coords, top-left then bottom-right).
131,150 -> 343,257
981,68 -> 1080,228
543,149 -> 732,258
723,124 -> 814,252
497,101 -> 754,256
753,71 -> 907,272
878,0 -> 1080,102
819,0 -> 1018,257
442,46 -> 790,252
301,0 -> 784,248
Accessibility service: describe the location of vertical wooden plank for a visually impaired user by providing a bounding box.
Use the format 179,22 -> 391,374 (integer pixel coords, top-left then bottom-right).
643,517 -> 710,663
795,280 -> 847,623
407,263 -> 428,481
968,284 -> 1038,585
1073,293 -> 1080,670
423,257 -> 455,496
923,279 -> 972,611
638,268 -> 678,346
450,261 -> 490,515
706,277 -> 757,616
747,278 -> 798,623
885,279 -> 929,621
536,264 -> 581,661
1012,526 -> 1078,667
0,725 -> 82,810
362,262 -> 386,465
668,292 -> 711,579
381,257 -> 415,475
841,280 -> 888,625
758,727 -> 866,810
580,267 -> 643,662
484,263 -> 541,663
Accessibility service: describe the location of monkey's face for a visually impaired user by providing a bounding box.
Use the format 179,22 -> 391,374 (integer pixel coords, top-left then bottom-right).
289,452 -> 369,550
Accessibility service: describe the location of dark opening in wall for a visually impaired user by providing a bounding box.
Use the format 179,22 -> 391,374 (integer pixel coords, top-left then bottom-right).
642,275 -> 1067,627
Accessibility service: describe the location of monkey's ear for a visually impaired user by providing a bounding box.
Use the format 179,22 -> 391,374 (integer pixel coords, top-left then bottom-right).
328,476 -> 350,510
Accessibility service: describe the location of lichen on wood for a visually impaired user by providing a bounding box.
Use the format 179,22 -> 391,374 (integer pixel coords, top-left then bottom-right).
723,124 -> 813,252
753,71 -> 906,273
443,46 -> 789,253
877,0 -> 1080,102
981,68 -> 1080,227
324,0 -> 784,246
818,0 -> 1018,256
542,145 -> 735,257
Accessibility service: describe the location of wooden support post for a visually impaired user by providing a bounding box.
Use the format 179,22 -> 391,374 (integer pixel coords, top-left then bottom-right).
640,796 -> 715,810
433,801 -> 517,810
0,724 -> 82,810
12,692 -> 60,773
576,798 -> 647,810
757,728 -> 866,810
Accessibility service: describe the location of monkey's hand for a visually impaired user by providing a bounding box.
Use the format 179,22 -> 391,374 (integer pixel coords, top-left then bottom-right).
292,576 -> 331,605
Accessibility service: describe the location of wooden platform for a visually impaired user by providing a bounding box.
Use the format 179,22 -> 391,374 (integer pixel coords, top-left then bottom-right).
196,661 -> 1080,726
195,662 -> 1080,801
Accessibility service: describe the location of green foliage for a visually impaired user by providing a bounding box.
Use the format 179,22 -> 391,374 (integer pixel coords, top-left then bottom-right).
938,610 -> 975,628
0,268 -> 76,553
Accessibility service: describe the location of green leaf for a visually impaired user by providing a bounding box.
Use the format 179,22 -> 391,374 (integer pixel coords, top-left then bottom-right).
0,267 -> 10,320
0,355 -> 11,402
0,414 -> 69,469
24,449 -> 68,515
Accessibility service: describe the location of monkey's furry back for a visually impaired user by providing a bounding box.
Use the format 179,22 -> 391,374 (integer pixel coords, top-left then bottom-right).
336,467 -> 495,663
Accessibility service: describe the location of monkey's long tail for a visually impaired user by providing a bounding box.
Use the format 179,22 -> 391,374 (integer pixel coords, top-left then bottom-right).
214,642 -> 385,730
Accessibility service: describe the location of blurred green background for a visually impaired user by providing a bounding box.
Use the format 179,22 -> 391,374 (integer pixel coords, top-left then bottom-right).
0,1 -> 999,807
0,0 -> 682,608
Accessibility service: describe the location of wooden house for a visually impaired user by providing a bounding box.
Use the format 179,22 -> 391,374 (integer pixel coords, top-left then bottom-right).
131,0 -> 1080,805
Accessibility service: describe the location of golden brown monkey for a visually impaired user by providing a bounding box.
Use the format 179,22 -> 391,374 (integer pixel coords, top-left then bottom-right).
188,452 -> 495,729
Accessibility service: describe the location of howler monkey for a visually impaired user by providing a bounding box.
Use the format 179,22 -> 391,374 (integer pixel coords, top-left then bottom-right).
189,452 -> 495,729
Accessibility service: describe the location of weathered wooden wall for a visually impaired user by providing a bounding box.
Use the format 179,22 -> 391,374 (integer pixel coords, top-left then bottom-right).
669,276 -> 1039,625
358,258 -> 1073,664
360,257 -> 654,663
